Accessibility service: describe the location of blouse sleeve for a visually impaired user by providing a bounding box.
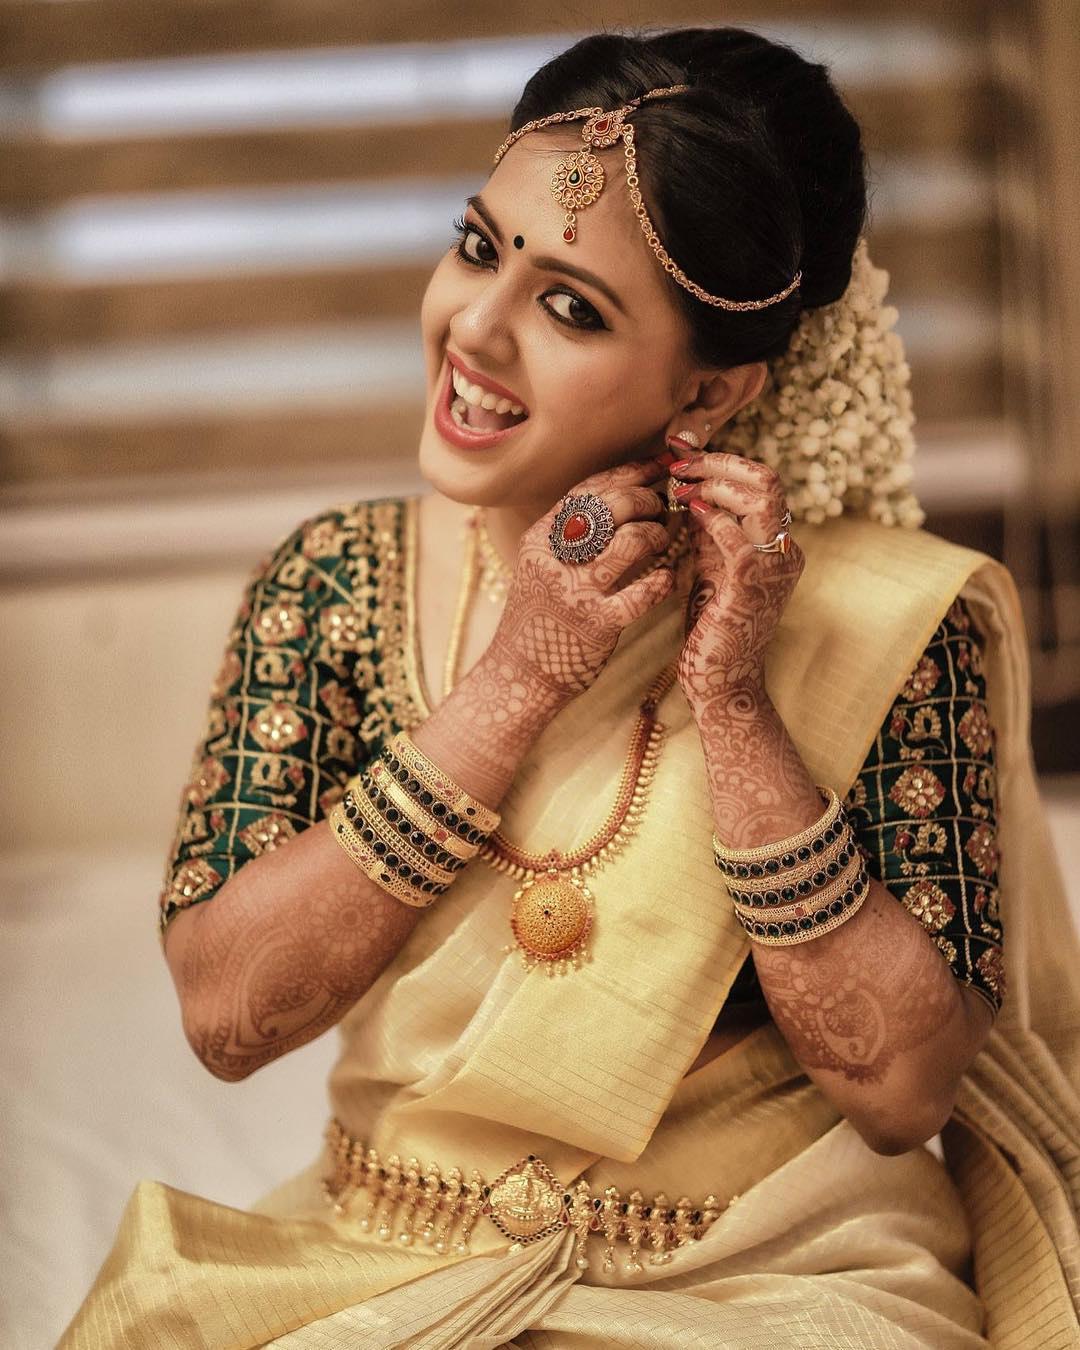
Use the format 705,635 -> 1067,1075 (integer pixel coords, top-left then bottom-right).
157,500 -> 394,938
723,595 -> 1005,1016
844,595 -> 1006,1015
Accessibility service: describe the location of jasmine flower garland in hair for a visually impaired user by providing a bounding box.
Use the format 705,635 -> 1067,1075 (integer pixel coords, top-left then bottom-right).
724,240 -> 924,529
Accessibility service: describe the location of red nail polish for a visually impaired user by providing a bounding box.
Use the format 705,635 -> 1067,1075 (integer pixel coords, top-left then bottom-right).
672,482 -> 695,499
689,498 -> 710,514
668,458 -> 693,474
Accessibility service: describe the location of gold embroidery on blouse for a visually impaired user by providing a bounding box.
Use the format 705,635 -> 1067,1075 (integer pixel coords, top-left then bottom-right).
903,878 -> 956,933
186,755 -> 230,807
247,700 -> 308,752
965,822 -> 999,879
254,597 -> 306,644
362,498 -> 425,740
238,812 -> 298,856
888,765 -> 946,817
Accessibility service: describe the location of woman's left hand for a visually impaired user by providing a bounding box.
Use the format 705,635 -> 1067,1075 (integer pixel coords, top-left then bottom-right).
671,451 -> 804,710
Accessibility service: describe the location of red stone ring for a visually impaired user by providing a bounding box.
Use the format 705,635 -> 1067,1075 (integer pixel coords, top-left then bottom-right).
548,492 -> 616,564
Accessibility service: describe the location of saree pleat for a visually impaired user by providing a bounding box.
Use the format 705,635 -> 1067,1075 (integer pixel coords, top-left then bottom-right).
59,515 -> 1080,1348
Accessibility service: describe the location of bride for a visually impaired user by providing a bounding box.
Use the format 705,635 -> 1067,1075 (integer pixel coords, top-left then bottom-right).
62,25 -> 1080,1350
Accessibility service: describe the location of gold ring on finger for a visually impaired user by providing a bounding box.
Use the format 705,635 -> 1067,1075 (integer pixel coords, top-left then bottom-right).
751,528 -> 792,555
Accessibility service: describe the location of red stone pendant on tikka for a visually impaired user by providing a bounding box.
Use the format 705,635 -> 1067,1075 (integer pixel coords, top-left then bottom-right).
550,148 -> 604,247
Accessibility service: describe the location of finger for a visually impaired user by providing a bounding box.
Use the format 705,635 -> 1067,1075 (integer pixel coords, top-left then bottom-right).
608,558 -> 676,628
604,485 -> 667,527
569,456 -> 669,501
688,498 -> 756,558
669,450 -> 779,493
589,520 -> 671,590
694,479 -> 788,545
690,499 -> 804,577
534,459 -> 667,539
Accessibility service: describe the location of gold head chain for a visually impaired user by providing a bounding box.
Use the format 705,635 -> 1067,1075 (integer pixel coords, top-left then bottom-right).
492,84 -> 802,313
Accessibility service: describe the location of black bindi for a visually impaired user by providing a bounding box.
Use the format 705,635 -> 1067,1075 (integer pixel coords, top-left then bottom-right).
513,235 -> 525,250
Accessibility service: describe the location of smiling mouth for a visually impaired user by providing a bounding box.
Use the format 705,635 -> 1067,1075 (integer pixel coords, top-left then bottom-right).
447,363 -> 529,434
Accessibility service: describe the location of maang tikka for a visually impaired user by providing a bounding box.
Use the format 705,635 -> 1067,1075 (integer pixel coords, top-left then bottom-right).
493,85 -> 802,313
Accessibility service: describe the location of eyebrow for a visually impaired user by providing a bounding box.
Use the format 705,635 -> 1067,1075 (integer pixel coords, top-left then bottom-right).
466,193 -> 629,318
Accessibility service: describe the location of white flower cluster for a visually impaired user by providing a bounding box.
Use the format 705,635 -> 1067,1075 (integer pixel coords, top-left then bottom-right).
722,238 -> 924,528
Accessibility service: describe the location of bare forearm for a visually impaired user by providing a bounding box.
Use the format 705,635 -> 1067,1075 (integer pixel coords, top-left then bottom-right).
694,686 -> 993,1152
166,650 -> 563,1081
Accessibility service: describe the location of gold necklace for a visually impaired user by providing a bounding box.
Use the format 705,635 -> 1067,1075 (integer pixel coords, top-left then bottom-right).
442,510 -> 688,974
473,509 -> 512,604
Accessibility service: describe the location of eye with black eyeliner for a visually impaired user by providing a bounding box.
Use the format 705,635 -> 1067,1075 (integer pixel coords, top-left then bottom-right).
449,215 -> 607,333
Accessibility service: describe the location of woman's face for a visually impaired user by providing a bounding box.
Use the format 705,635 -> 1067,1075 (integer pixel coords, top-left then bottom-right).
418,132 -> 719,515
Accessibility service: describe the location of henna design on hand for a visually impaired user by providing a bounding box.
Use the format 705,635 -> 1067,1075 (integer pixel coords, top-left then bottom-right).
684,576 -> 715,641
677,511 -> 803,707
491,460 -> 674,701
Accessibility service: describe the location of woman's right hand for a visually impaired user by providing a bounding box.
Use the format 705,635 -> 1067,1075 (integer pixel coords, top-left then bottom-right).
488,455 -> 677,703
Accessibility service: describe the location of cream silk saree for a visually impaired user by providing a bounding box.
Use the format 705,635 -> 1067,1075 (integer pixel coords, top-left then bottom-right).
60,514 -> 1080,1349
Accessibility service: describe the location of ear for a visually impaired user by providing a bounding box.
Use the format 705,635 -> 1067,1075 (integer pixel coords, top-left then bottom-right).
673,360 -> 767,437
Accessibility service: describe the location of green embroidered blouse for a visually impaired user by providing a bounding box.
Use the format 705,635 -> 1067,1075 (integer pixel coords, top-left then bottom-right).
159,498 -> 1005,1020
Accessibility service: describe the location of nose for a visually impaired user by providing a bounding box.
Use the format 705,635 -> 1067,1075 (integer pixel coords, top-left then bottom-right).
448,278 -> 517,371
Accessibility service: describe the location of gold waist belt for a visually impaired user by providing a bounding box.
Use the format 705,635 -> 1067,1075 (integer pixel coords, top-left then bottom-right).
322,1118 -> 730,1276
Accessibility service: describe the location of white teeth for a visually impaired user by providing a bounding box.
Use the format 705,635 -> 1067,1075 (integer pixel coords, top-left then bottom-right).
450,364 -> 526,417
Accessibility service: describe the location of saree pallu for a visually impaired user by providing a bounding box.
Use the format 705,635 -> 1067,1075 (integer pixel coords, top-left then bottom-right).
60,517 -> 1080,1348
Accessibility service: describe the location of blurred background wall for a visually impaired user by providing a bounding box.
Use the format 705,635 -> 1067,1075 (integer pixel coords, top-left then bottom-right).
1,4 -> 1078,1346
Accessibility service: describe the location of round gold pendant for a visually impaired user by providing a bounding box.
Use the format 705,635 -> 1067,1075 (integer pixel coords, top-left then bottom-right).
508,870 -> 594,974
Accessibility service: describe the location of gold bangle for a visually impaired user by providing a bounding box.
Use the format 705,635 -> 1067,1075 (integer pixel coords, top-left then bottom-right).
738,889 -> 866,946
387,732 -> 501,836
370,770 -> 479,864
711,786 -> 841,865
732,850 -> 864,924
346,774 -> 464,881
342,789 -> 457,887
736,864 -> 869,946
328,801 -> 442,908
723,826 -> 855,899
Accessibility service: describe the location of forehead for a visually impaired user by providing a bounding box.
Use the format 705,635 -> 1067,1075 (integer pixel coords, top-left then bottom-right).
484,132 -> 677,312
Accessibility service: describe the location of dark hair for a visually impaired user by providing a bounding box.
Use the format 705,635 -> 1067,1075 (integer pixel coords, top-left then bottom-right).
508,27 -> 867,367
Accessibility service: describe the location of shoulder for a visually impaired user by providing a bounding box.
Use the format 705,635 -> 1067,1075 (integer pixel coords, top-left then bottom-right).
219,494 -> 418,655
252,494 -> 415,577
798,517 -> 988,591
789,517 -> 996,646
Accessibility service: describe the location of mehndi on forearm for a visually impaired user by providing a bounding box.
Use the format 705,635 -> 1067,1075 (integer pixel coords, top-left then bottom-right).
167,651 -> 558,1081
697,687 -> 992,1153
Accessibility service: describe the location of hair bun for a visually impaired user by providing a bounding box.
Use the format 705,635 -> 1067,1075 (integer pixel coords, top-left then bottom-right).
651,27 -> 866,309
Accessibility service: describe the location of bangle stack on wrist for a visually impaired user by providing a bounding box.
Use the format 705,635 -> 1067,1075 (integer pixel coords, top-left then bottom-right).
712,787 -> 869,946
329,731 -> 500,909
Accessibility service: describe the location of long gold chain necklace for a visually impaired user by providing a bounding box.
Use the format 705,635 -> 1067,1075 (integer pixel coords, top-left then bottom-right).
442,507 -> 688,974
